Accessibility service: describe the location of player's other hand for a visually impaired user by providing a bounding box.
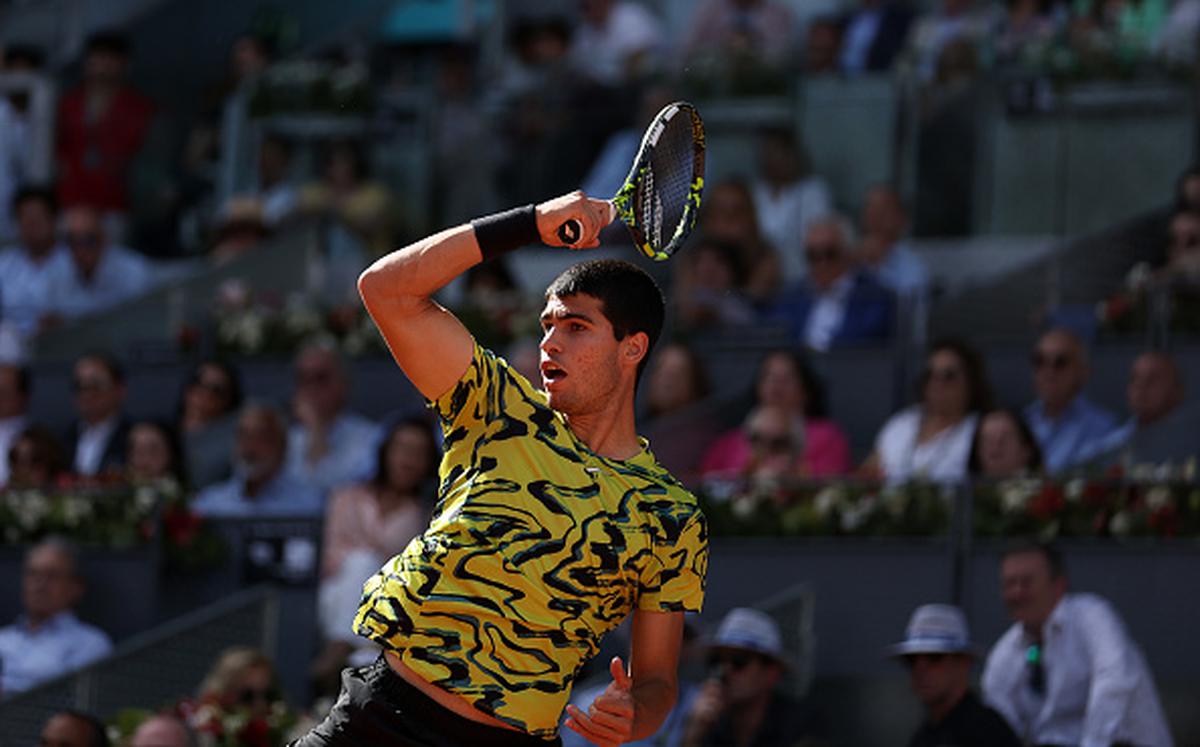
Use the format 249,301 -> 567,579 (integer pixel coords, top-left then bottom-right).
537,191 -> 615,249
564,656 -> 634,746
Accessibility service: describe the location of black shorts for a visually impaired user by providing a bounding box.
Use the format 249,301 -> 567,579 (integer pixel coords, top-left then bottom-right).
289,656 -> 563,747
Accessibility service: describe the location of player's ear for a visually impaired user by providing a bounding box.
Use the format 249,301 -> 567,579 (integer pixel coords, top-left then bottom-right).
623,332 -> 649,366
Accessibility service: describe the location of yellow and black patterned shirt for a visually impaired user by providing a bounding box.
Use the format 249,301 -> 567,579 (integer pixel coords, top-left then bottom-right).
354,345 -> 708,737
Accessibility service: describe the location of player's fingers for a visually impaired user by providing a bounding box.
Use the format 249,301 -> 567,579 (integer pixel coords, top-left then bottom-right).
566,706 -> 626,745
587,701 -> 634,730
610,656 -> 632,690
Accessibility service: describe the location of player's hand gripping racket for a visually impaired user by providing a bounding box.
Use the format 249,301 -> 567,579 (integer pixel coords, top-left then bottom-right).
558,101 -> 705,261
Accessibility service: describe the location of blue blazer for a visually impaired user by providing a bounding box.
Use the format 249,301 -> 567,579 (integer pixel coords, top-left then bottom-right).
773,272 -> 896,347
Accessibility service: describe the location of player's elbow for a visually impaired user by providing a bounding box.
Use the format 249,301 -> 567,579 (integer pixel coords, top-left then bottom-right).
357,262 -> 386,304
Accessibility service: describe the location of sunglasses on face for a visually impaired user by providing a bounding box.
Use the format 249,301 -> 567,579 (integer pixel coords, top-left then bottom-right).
902,652 -> 949,668
707,651 -> 758,673
1031,351 -> 1071,371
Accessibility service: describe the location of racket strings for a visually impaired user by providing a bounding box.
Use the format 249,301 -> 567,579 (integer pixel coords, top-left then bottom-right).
635,113 -> 698,253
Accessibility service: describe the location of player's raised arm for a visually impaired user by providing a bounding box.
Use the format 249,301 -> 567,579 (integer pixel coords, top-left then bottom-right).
357,191 -> 613,400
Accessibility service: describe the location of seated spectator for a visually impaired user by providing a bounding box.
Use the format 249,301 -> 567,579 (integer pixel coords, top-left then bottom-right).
738,403 -> 809,487
968,408 -> 1044,479
677,607 -> 823,746
1088,350 -> 1197,471
569,0 -> 663,86
312,416 -> 438,696
256,133 -> 299,227
197,647 -> 282,721
126,420 -> 186,485
1069,0 -> 1169,67
904,0 -> 996,82
209,196 -> 270,266
47,204 -> 153,319
0,186 -> 70,338
981,542 -> 1172,746
804,17 -> 843,75
993,0 -> 1062,69
1158,0 -> 1200,65
177,359 -> 243,489
38,710 -> 111,747
56,32 -> 155,235
0,538 -> 113,695
129,714 -> 195,747
640,341 -> 721,484
1023,328 -> 1117,473
771,216 -> 896,351
751,127 -> 833,282
1163,207 -> 1200,280
0,362 -> 31,486
838,0 -> 916,74
859,184 -> 930,300
887,604 -> 1020,747
672,238 -> 758,331
702,349 -> 851,478
865,338 -> 991,484
699,179 -> 781,301
5,425 -> 68,489
66,351 -> 132,477
287,341 -> 381,494
298,139 -> 399,259
678,0 -> 799,89
192,403 -> 323,518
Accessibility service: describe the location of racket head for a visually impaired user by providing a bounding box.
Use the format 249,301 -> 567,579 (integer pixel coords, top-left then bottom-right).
611,101 -> 706,261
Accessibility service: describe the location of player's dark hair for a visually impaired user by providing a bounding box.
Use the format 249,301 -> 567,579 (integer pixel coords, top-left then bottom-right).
1002,540 -> 1066,580
545,259 -> 664,382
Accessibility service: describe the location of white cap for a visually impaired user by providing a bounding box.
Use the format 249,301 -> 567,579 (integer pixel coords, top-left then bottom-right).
711,607 -> 785,662
887,604 -> 976,658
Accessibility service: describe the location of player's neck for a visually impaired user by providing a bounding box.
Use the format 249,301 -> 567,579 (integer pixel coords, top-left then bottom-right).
565,397 -> 641,461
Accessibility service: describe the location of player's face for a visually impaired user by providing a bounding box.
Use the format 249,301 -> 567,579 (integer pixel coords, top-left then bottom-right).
539,293 -> 623,415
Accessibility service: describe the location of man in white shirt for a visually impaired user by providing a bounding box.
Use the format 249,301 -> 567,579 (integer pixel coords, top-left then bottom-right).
0,538 -> 113,695
48,204 -> 152,319
982,542 -> 1174,747
287,341 -> 380,494
0,186 -> 71,338
569,0 -> 663,86
751,127 -> 833,283
65,351 -> 130,476
0,363 -> 31,485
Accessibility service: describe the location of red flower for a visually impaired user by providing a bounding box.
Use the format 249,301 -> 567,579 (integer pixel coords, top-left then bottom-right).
1148,506 -> 1179,537
162,504 -> 202,546
1029,484 -> 1066,520
238,717 -> 272,747
1082,483 -> 1109,507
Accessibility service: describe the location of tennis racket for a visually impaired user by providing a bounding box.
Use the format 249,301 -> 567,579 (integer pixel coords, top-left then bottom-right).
558,101 -> 706,261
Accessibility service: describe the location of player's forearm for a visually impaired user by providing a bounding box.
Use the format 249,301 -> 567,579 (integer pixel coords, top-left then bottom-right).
629,676 -> 676,740
357,224 -> 482,312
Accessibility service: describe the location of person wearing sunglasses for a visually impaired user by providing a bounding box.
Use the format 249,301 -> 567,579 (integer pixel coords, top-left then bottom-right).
770,215 -> 895,352
981,542 -> 1173,747
888,604 -> 1018,747
65,351 -> 131,477
1022,328 -> 1117,474
177,359 -> 243,490
198,647 -> 283,721
678,607 -> 823,747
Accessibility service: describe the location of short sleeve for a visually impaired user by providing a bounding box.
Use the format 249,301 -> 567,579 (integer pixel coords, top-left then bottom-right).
638,508 -> 708,613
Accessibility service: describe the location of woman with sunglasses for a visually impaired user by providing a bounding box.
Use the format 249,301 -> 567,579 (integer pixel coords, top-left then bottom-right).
197,646 -> 282,721
863,338 -> 992,484
175,359 -> 243,490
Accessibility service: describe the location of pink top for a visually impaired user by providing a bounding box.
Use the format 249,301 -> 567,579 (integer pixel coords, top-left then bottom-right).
699,418 -> 852,478
321,483 -> 427,578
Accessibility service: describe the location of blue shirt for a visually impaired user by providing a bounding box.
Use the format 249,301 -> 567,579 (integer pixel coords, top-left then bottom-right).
871,240 -> 930,298
1024,395 -> 1119,473
192,470 -> 325,518
286,412 -> 381,494
47,244 -> 153,319
0,611 -> 112,695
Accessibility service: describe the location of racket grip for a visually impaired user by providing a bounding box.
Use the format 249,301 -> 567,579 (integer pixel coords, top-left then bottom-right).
557,219 -> 582,245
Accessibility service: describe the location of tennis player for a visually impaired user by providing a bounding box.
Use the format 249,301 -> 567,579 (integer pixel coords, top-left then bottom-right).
290,191 -> 709,747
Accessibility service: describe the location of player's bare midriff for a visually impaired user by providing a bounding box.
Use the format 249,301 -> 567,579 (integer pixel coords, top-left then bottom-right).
384,649 -> 524,732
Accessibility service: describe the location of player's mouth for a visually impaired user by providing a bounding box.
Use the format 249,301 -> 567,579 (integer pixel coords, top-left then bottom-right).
541,361 -> 567,389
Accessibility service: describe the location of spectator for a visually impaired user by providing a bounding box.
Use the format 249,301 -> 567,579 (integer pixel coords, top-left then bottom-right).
177,359 -> 242,489
192,403 -> 323,518
256,133 -> 298,227
312,416 -> 438,696
208,196 -> 269,266
981,542 -> 1173,746
5,425 -> 68,489
904,0 -> 996,83
751,127 -> 834,282
569,0 -> 663,86
126,420 -> 186,485
888,604 -> 1020,747
55,32 -> 155,232
298,139 -> 399,260
198,647 -> 282,721
66,351 -> 132,477
1088,350 -> 1197,470
129,714 -> 195,747
738,403 -> 809,486
838,0 -> 917,74
702,349 -> 852,478
804,17 -> 843,74
771,215 -> 896,351
859,184 -> 930,299
287,341 -> 381,494
678,0 -> 799,85
1163,207 -> 1200,280
672,238 -> 758,331
1023,328 -> 1117,473
678,607 -> 823,746
639,341 -> 721,484
0,186 -> 70,338
47,204 -> 153,319
865,338 -> 990,484
0,362 -> 31,485
968,408 -> 1044,478
699,179 -> 781,302
993,0 -> 1062,68
37,710 -> 110,747
0,538 -> 113,695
